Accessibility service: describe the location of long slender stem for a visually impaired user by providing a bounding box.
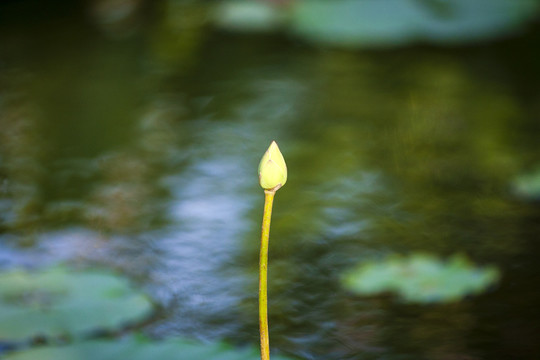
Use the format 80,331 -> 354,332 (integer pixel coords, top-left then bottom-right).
259,190 -> 275,360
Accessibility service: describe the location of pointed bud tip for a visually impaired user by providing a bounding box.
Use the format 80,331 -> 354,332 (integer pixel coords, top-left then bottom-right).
258,141 -> 287,191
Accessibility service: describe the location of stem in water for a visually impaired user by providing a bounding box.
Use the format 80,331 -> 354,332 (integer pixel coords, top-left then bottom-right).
259,189 -> 275,360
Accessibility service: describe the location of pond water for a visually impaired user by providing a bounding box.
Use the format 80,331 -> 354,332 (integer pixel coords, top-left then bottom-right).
1,2 -> 540,360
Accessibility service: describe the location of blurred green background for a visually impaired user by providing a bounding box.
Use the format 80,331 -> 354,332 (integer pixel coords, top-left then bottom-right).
1,0 -> 540,359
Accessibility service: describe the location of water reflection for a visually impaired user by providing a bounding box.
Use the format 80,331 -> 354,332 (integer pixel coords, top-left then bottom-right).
145,75 -> 306,340
0,90 -> 45,234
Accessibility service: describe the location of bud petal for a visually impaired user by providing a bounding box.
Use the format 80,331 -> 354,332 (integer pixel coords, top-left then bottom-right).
258,141 -> 287,191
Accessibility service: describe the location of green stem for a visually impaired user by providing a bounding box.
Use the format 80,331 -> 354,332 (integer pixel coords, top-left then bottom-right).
259,190 -> 275,360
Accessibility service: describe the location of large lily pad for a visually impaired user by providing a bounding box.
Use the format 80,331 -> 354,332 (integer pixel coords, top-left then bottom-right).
342,253 -> 500,303
0,267 -> 153,341
291,0 -> 539,47
212,0 -> 538,47
2,337 -> 296,360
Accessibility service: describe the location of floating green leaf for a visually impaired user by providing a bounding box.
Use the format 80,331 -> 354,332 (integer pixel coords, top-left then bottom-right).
511,167 -> 540,200
0,267 -> 153,341
342,254 -> 500,303
2,337 -> 297,360
291,0 -> 539,47
213,0 -> 285,32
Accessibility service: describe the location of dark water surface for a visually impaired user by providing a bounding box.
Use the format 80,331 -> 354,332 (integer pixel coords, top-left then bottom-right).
1,2 -> 540,360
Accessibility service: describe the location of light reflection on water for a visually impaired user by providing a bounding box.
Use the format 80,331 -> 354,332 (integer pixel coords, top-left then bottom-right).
1,68 -> 310,343
1,4 -> 540,360
145,76 -> 306,340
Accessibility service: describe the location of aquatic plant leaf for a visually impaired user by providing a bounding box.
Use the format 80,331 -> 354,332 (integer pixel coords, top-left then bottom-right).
0,267 -> 153,341
511,167 -> 540,200
291,0 -> 539,47
342,254 -> 500,303
213,0 -> 285,32
2,337 -> 297,360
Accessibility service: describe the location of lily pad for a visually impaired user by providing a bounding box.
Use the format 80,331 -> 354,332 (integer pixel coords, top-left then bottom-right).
213,0 -> 285,32
511,167 -> 540,200
342,253 -> 500,303
0,267 -> 153,341
291,0 -> 539,47
2,337 -> 297,360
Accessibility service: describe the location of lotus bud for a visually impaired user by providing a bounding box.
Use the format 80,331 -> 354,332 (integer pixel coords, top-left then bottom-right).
258,141 -> 287,191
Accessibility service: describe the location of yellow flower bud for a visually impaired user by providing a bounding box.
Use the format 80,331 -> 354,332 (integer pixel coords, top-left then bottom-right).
258,141 -> 287,191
